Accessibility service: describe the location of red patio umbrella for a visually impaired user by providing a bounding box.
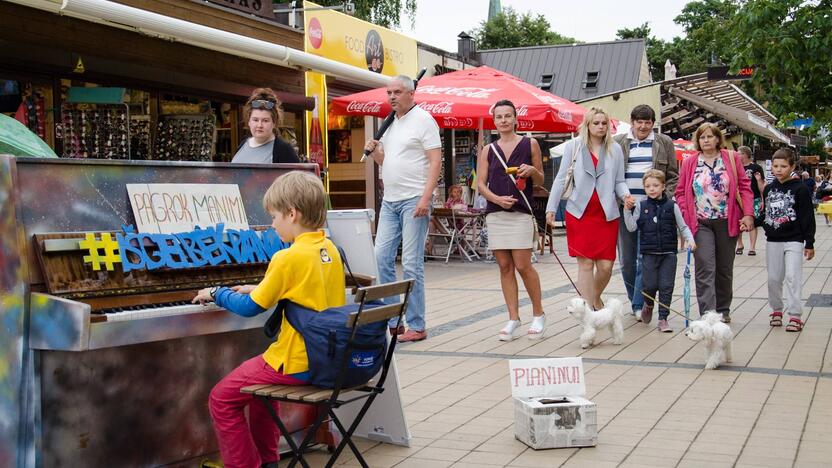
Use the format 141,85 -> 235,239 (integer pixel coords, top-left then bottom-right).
330,66 -> 585,133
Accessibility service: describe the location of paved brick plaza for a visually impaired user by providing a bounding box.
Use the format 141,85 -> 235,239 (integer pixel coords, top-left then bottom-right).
311,215 -> 832,467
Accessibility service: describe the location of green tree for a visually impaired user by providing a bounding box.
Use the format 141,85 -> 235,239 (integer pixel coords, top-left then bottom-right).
313,0 -> 417,29
472,7 -> 578,49
673,0 -> 739,73
730,0 -> 832,128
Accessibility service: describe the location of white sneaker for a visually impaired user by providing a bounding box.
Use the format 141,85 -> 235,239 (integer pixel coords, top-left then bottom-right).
634,309 -> 642,322
498,320 -> 521,341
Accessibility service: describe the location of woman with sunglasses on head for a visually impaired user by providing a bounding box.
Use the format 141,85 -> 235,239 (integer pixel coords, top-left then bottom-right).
232,88 -> 300,164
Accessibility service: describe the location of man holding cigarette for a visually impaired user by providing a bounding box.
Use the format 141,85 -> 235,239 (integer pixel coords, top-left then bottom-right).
364,74 -> 441,342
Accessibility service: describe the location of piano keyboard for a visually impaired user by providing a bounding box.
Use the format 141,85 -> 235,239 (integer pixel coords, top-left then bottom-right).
98,301 -> 224,322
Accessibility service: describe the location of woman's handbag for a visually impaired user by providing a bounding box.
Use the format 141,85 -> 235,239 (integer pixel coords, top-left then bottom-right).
560,140 -> 579,200
726,151 -> 745,212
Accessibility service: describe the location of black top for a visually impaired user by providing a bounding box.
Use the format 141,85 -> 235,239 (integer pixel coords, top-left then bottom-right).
744,163 -> 765,199
762,178 -> 816,249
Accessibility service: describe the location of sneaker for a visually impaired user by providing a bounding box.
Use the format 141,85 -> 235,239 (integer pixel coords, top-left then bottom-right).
398,329 -> 427,342
657,319 -> 672,333
633,308 -> 643,322
641,303 -> 654,324
721,315 -> 731,324
389,325 -> 405,336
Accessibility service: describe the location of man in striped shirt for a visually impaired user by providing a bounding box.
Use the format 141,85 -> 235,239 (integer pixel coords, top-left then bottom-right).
614,105 -> 678,323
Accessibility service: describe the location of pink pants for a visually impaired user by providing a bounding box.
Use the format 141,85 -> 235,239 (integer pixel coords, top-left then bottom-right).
208,355 -> 306,468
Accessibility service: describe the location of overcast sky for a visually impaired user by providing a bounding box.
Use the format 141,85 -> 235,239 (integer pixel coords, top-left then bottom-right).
398,0 -> 691,52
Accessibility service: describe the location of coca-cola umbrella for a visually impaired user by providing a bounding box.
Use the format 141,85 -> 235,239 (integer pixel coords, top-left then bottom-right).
331,66 -> 585,133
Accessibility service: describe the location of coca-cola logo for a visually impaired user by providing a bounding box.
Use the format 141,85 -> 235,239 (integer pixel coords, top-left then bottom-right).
557,110 -> 573,122
418,101 -> 454,114
308,18 -> 323,49
418,86 -> 498,99
346,101 -> 383,113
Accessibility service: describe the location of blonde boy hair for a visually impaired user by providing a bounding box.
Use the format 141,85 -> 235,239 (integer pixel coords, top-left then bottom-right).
642,169 -> 666,184
577,106 -> 615,156
263,171 -> 327,228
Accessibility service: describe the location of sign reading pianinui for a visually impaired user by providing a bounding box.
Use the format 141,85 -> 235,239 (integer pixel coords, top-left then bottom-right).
206,0 -> 273,18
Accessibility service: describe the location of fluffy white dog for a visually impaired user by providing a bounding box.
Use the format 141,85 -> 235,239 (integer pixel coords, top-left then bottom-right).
684,311 -> 734,369
567,297 -> 624,349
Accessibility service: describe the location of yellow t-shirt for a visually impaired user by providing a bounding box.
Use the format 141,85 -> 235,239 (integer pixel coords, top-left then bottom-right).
250,230 -> 346,375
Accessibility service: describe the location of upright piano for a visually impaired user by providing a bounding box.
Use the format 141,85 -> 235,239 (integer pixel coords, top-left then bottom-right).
0,156 -> 323,467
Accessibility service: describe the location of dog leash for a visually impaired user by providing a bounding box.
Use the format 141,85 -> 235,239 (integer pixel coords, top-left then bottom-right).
547,224 -> 691,322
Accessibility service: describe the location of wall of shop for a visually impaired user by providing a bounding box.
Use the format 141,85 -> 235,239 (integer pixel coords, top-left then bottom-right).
0,1 -> 311,162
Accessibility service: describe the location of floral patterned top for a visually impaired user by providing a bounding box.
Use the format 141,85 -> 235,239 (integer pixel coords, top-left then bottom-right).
692,155 -> 730,219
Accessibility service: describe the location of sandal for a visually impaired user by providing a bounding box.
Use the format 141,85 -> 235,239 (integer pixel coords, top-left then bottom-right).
735,247 -> 744,255
527,314 -> 546,340
785,317 -> 804,332
748,250 -> 756,256
498,320 -> 521,341
769,311 -> 783,327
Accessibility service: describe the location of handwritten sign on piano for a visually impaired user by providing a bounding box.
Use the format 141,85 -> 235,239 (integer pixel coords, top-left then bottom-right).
126,184 -> 249,234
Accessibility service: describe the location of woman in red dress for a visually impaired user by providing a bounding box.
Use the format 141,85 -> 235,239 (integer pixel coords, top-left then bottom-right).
546,107 -> 633,309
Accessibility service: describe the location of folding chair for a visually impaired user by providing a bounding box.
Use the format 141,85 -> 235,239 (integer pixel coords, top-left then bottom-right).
241,279 -> 414,468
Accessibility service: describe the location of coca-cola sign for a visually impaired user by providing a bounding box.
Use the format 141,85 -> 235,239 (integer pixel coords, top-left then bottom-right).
346,101 -> 383,113
418,101 -> 454,114
517,120 -> 536,130
417,86 -> 498,99
308,17 -> 323,49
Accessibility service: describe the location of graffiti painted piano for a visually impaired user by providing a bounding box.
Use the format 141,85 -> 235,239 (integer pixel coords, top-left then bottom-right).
0,155 -> 335,467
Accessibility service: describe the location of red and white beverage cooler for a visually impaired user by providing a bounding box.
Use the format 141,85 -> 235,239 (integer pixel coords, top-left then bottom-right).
510,357 -> 597,449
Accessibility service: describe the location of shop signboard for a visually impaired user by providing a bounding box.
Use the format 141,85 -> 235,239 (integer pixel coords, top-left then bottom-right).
790,134 -> 808,146
707,65 -> 757,81
206,0 -> 273,18
303,1 -> 417,77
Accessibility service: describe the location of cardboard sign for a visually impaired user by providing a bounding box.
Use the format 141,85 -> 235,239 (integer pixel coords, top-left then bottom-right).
509,357 -> 585,399
127,184 -> 249,234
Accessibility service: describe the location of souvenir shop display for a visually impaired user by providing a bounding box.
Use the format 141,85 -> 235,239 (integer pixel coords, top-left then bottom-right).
154,114 -> 216,161
129,115 -> 151,160
59,103 -> 130,159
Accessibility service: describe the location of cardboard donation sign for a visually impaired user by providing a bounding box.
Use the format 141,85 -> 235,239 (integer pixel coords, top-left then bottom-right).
127,184 -> 249,234
509,358 -> 597,450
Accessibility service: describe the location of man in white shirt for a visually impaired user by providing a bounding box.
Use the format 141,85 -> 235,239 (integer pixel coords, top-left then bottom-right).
365,75 -> 442,342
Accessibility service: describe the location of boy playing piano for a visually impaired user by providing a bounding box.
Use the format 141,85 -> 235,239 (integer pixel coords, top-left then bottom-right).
192,171 -> 344,468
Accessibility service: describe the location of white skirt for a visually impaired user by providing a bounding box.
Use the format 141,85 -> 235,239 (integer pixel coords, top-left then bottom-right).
486,211 -> 536,250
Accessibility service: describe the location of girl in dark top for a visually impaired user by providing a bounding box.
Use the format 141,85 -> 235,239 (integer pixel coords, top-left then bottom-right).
232,88 -> 300,164
764,148 -> 815,332
477,99 -> 546,341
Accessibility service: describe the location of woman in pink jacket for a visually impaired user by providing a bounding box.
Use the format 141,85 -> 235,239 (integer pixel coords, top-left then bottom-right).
675,123 -> 754,323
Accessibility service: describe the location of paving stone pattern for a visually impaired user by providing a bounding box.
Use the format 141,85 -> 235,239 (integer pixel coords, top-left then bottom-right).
302,215 -> 832,467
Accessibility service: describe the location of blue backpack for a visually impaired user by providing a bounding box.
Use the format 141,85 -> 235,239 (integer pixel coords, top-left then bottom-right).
263,247 -> 389,389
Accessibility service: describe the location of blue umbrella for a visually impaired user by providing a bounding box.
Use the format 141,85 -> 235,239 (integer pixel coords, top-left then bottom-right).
684,248 -> 692,327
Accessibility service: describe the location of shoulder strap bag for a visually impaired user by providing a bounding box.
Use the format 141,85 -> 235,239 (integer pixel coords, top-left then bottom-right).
559,140 -> 579,200
725,150 -> 745,212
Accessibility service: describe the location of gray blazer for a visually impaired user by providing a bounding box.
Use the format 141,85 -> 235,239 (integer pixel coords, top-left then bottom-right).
546,138 -> 630,221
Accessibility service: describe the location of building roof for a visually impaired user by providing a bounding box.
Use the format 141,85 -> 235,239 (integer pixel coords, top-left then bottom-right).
478,39 -> 648,102
660,72 -> 789,144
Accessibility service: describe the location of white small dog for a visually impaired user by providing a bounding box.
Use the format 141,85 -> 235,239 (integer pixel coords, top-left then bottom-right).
684,311 -> 734,369
567,297 -> 624,349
